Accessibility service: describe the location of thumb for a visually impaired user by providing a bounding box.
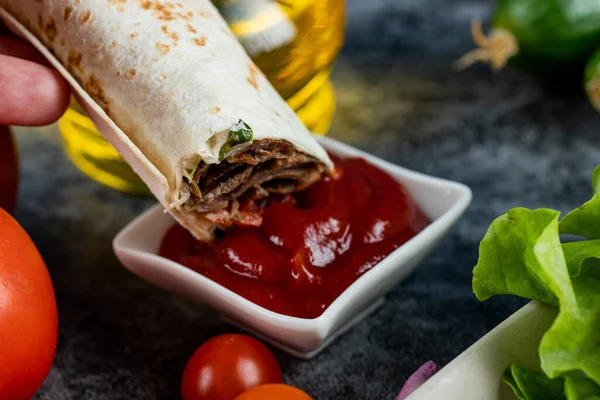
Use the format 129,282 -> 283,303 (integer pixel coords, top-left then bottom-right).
0,52 -> 70,126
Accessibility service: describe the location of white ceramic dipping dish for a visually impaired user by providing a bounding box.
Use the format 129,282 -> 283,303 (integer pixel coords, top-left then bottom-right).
113,135 -> 472,359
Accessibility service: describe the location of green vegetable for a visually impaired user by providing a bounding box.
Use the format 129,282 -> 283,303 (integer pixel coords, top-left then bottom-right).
585,48 -> 600,113
562,240 -> 600,279
565,375 -> 600,400
472,208 -> 568,307
473,208 -> 600,384
457,0 -> 600,73
218,119 -> 253,161
472,165 -> 600,399
503,364 -> 565,400
559,165 -> 600,238
503,364 -> 600,400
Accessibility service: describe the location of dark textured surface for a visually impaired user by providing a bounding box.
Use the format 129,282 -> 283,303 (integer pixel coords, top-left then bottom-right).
11,0 -> 600,398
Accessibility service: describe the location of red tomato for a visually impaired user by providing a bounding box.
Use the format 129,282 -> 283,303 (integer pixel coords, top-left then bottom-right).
0,208 -> 58,399
181,334 -> 282,400
234,384 -> 313,400
0,126 -> 19,213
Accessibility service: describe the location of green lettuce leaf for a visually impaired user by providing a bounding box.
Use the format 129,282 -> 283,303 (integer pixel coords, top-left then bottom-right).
473,208 -> 600,384
474,165 -> 600,399
540,275 -> 600,384
559,196 -> 600,239
593,165 -> 600,195
559,166 -> 600,239
472,208 -> 574,307
502,364 -> 565,400
562,241 -> 600,279
565,375 -> 600,400
218,119 -> 253,161
502,364 -> 600,400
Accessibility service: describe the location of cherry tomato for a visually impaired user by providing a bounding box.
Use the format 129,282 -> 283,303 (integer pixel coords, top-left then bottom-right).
181,334 -> 282,400
0,126 -> 19,213
235,384 -> 313,400
0,208 -> 58,399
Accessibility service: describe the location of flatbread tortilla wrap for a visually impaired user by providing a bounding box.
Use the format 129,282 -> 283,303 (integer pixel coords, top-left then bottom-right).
0,0 -> 332,240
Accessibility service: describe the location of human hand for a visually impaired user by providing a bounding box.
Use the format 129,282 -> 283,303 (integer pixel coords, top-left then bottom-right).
0,23 -> 70,126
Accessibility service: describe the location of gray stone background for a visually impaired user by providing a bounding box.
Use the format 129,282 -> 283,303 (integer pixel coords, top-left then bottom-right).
11,0 -> 600,398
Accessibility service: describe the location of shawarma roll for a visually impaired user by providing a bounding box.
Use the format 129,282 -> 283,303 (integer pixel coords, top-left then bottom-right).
0,0 -> 332,240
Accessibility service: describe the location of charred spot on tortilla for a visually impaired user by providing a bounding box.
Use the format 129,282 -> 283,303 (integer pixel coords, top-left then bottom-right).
186,24 -> 197,33
193,36 -> 206,46
79,10 -> 93,26
40,15 -> 57,43
129,32 -> 139,39
198,11 -> 212,18
126,69 -> 137,79
67,48 -> 83,72
110,40 -> 118,48
219,120 -> 254,161
116,71 -> 122,77
63,6 -> 73,22
246,65 -> 259,90
160,25 -> 179,42
139,0 -> 177,21
85,75 -> 110,114
156,42 -> 170,55
157,11 -> 174,21
181,11 -> 194,21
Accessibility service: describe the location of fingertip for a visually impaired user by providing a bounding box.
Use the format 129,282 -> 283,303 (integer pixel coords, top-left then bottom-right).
25,67 -> 71,126
0,55 -> 70,126
41,69 -> 71,123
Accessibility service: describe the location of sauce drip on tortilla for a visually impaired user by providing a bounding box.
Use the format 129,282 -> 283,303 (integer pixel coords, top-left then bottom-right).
159,154 -> 429,319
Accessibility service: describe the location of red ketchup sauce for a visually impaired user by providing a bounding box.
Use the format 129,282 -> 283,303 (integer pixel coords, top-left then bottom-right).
159,154 -> 429,319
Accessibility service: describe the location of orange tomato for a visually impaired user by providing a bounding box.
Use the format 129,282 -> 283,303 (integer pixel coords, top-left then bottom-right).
234,384 -> 313,400
0,208 -> 58,399
0,126 -> 18,213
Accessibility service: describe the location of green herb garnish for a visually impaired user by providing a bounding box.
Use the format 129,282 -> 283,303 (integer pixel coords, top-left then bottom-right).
218,119 -> 253,161
473,165 -> 600,399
